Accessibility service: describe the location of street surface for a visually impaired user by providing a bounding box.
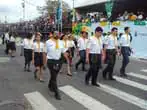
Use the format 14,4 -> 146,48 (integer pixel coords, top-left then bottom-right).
0,45 -> 147,110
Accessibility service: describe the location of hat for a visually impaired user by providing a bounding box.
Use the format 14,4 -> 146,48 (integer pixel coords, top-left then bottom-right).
95,27 -> 103,33
81,26 -> 89,33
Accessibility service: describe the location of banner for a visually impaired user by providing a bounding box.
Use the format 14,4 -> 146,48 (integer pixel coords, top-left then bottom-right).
134,21 -> 146,26
57,0 -> 62,24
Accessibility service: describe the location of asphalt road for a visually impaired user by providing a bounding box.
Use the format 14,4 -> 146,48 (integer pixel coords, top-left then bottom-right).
0,45 -> 147,110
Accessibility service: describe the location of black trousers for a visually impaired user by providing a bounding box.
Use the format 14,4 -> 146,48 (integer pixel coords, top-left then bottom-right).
120,47 -> 130,74
47,59 -> 62,94
5,40 -> 9,54
24,49 -> 32,68
76,50 -> 86,70
85,54 -> 101,84
103,49 -> 116,78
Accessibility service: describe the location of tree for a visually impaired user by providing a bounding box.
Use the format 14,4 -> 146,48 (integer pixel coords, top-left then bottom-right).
38,0 -> 71,15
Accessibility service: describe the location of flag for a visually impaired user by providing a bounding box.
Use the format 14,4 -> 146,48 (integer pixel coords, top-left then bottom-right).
57,0 -> 62,24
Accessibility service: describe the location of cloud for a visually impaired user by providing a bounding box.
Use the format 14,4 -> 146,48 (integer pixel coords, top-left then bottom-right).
0,5 -> 11,13
0,0 -> 81,23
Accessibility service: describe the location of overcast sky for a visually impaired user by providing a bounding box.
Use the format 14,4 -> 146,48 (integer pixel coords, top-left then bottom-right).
0,0 -> 82,23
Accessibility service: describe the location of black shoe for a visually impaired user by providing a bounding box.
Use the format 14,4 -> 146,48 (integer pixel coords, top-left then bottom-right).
39,79 -> 45,83
85,80 -> 89,85
24,67 -> 27,72
34,70 -> 37,79
82,69 -> 87,72
108,77 -> 116,80
27,69 -> 32,72
48,84 -> 54,92
120,73 -> 127,77
75,64 -> 78,70
55,93 -> 61,100
92,83 -> 100,87
102,71 -> 107,80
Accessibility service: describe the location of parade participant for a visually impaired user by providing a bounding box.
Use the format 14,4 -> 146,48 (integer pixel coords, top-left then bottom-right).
75,26 -> 89,71
120,27 -> 132,77
103,27 -> 119,80
4,31 -> 9,54
68,34 -> 76,66
85,26 -> 103,87
46,31 -> 68,100
32,32 -> 46,82
60,34 -> 72,76
23,33 -> 33,72
9,32 -> 16,57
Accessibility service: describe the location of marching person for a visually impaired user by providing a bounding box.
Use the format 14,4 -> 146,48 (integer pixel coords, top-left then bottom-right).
85,26 -> 103,87
60,34 -> 72,76
4,31 -> 9,55
103,27 -> 119,80
32,32 -> 46,82
119,27 -> 132,77
23,33 -> 33,72
46,31 -> 68,100
68,34 -> 76,66
9,32 -> 16,57
75,26 -> 89,71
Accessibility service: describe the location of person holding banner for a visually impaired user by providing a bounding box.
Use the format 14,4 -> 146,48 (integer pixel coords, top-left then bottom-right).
103,27 -> 119,80
85,26 -> 103,87
119,27 -> 132,77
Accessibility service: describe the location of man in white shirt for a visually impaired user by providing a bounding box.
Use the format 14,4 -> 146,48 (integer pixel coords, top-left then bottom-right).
46,31 -> 68,100
75,26 -> 89,71
85,26 -> 103,87
119,27 -> 132,77
103,27 -> 119,80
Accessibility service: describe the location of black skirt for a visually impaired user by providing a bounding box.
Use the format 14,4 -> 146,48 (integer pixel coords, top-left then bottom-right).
9,42 -> 16,51
24,49 -> 33,62
34,52 -> 43,67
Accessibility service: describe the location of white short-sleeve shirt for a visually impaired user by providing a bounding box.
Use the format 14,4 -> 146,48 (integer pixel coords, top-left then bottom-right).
33,42 -> 45,53
105,35 -> 118,49
23,38 -> 34,49
46,39 -> 67,60
9,36 -> 15,42
119,34 -> 131,47
4,33 -> 9,41
68,40 -> 75,48
77,37 -> 88,51
87,36 -> 103,54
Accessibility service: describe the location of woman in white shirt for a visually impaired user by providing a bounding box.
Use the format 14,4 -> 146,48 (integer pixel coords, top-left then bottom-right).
23,33 -> 33,72
60,34 -> 72,76
32,32 -> 46,82
9,32 -> 16,57
68,34 -> 76,66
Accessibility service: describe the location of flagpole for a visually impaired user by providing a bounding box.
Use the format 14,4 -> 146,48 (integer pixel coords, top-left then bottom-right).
60,0 -> 63,33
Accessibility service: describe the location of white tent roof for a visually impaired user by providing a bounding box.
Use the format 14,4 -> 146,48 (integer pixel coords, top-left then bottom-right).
75,0 -> 108,8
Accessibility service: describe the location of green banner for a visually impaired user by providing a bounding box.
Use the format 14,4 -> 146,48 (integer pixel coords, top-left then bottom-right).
105,0 -> 113,18
134,21 -> 146,26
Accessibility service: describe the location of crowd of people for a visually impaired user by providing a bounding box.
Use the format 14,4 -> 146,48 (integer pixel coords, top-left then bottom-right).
76,11 -> 147,23
2,25 -> 132,100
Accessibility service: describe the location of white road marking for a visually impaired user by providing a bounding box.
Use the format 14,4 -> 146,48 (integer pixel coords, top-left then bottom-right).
24,91 -> 56,110
114,76 -> 147,91
59,85 -> 112,110
127,72 -> 147,80
99,84 -> 147,110
141,69 -> 147,73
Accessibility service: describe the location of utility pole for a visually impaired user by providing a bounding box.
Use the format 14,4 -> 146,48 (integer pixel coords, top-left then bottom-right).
22,0 -> 25,21
72,0 -> 75,22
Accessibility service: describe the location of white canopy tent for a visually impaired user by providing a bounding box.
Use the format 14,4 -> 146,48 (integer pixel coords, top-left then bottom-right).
75,0 -> 108,8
